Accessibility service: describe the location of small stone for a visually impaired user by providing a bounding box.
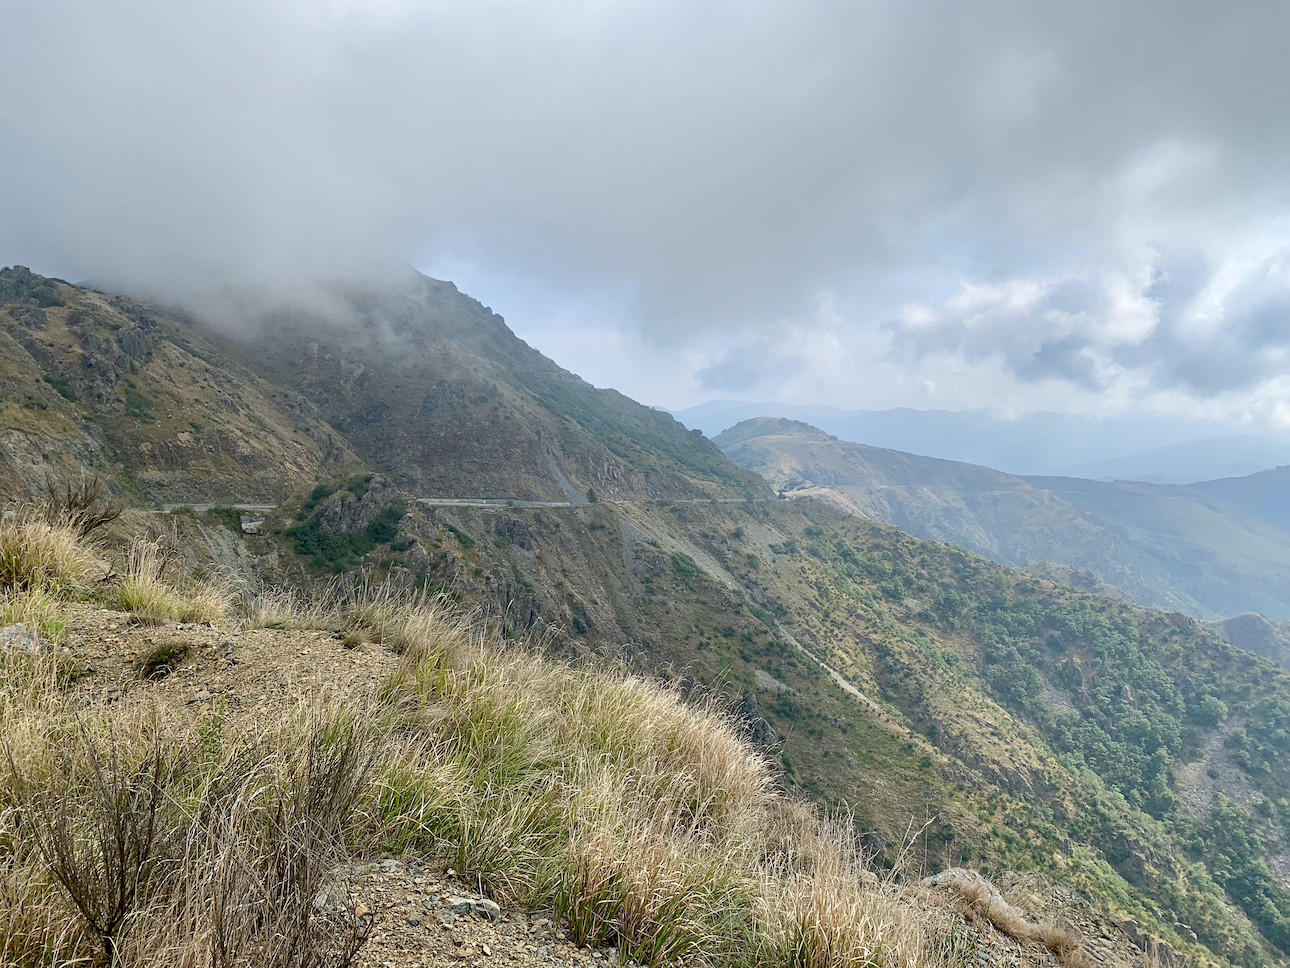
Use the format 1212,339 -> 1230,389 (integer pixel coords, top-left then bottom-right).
355,902 -> 371,917
408,916 -> 421,927
482,944 -> 492,956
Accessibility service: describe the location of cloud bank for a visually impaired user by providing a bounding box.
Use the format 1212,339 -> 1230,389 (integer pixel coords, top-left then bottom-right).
3,0 -> 1290,418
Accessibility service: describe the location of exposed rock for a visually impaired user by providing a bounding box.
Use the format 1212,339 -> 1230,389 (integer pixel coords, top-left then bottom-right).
753,668 -> 789,692
315,477 -> 401,534
737,687 -> 779,748
445,896 -> 502,921
0,623 -> 51,653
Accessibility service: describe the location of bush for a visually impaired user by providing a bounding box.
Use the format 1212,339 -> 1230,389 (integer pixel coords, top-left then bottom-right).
39,473 -> 122,537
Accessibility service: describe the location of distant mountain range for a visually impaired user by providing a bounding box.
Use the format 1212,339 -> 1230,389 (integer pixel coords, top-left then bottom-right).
672,399 -> 1290,484
714,416 -> 1290,619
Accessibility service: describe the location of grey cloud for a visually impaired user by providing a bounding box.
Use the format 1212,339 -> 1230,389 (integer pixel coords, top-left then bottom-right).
889,248 -> 1290,399
3,0 -> 1290,412
697,336 -> 807,393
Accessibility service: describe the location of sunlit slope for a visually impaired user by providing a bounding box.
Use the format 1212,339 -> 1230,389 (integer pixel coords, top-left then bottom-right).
715,417 -> 1290,619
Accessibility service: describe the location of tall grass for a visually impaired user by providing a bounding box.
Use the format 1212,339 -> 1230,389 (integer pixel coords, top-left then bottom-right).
0,516 -> 962,968
1,587 -> 71,642
113,537 -> 230,624
0,510 -> 105,595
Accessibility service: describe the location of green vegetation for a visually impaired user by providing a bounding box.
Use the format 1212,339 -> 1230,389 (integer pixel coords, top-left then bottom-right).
43,376 -> 77,402
123,386 -> 154,422
287,497 -> 408,573
716,416 -> 1290,620
0,517 -> 962,968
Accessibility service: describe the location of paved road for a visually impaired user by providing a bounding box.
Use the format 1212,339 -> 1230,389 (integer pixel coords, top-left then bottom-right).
159,503 -> 280,513
157,495 -> 773,512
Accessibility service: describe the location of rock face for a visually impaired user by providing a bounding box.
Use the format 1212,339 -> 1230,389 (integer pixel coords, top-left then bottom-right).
736,688 -> 779,748
314,477 -> 403,534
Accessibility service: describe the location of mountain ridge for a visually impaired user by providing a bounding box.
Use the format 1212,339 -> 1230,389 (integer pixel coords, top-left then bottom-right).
713,416 -> 1290,620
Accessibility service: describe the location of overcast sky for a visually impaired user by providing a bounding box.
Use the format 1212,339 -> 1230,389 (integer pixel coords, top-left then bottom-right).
4,0 -> 1290,421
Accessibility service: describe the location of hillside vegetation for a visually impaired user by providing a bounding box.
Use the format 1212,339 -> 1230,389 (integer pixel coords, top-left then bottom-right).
713,417 -> 1290,620
176,472 -> 1290,968
8,266 -> 1290,968
1189,466 -> 1290,534
0,504 -> 1017,968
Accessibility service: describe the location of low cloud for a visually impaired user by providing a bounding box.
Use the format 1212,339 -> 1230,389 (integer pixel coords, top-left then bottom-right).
3,1 -> 1290,415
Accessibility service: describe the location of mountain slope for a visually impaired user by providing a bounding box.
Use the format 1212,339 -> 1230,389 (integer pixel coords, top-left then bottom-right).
714,416 -> 1290,619
0,266 -> 361,502
1190,466 -> 1290,534
236,491 -> 1290,968
212,272 -> 767,503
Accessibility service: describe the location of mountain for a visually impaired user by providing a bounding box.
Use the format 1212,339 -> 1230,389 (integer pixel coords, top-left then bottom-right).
0,266 -> 362,502
714,416 -> 1290,619
1190,465 -> 1290,533
1059,436 -> 1290,485
11,265 -> 1290,966
672,399 -> 1289,480
1207,612 -> 1290,667
0,266 -> 765,505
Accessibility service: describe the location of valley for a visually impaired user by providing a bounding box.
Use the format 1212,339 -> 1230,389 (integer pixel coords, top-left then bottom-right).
7,266 -> 1290,968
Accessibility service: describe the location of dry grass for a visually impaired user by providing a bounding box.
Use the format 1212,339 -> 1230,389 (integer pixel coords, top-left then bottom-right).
0,587 -> 71,643
1,520 -> 965,968
112,537 -> 230,625
0,509 -> 106,595
933,872 -> 1090,968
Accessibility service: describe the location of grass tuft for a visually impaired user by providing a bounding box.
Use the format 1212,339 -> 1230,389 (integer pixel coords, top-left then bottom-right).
0,511 -> 105,595
112,537 -> 229,624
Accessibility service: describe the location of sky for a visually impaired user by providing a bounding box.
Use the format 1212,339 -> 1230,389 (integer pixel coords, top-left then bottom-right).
3,0 -> 1290,423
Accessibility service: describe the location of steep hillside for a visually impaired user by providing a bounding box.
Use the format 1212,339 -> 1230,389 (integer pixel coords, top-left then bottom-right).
714,417 -> 1290,619
154,473 -> 1288,968
0,266 -> 361,502
210,272 -> 767,503
1190,466 -> 1290,534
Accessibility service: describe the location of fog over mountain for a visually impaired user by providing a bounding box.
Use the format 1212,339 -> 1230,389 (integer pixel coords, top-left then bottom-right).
4,0 -> 1290,427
